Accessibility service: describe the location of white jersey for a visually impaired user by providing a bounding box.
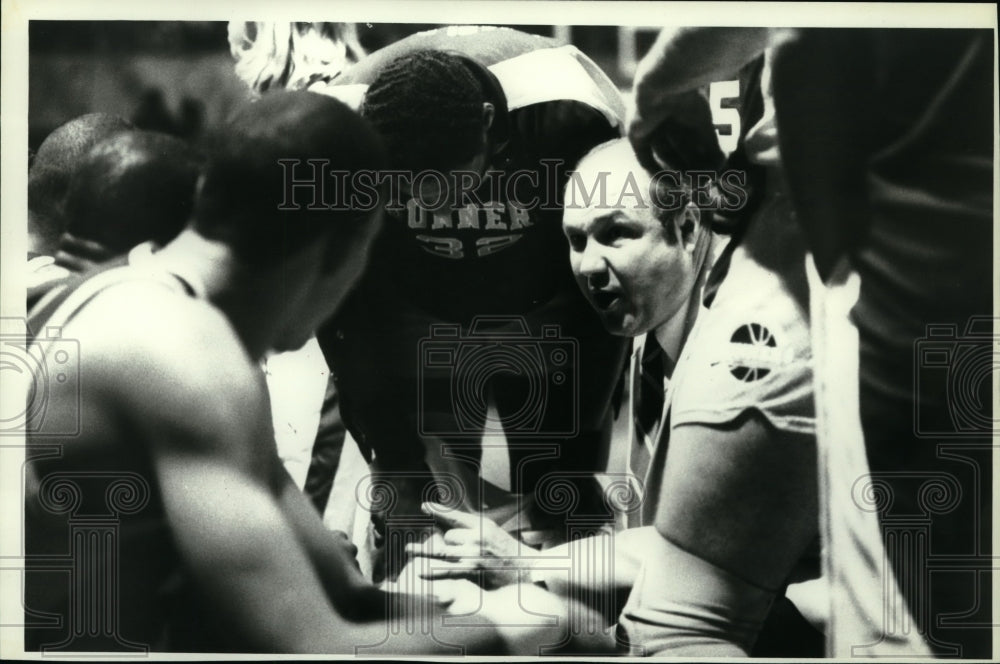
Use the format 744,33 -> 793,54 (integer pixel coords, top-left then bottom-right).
636,189 -> 814,528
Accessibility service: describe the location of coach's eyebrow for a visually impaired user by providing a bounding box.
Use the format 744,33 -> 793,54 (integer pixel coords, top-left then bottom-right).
592,213 -> 618,227
566,212 -> 615,234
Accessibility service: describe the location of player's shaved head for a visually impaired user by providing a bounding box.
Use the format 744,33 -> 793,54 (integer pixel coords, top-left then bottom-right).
32,112 -> 135,173
28,113 -> 134,253
362,50 -> 493,172
63,131 -> 204,254
194,90 -> 387,268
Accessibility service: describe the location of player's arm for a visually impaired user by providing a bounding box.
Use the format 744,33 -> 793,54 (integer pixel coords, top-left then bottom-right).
273,461 -> 387,618
155,450 -> 506,654
620,412 -> 817,656
79,290 -> 495,654
629,28 -> 770,170
92,296 -> 384,651
156,451 -> 370,652
408,503 -> 660,623
527,525 -> 663,624
634,28 -> 771,100
769,29 -> 874,280
154,450 -> 507,654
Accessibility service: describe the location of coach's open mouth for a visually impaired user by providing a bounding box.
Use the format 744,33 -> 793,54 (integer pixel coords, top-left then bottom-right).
591,290 -> 621,311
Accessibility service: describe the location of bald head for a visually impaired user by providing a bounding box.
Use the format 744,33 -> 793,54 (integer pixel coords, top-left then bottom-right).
568,138 -> 690,227
29,113 -> 134,255
63,130 -> 204,255
32,113 -> 134,173
577,137 -> 640,171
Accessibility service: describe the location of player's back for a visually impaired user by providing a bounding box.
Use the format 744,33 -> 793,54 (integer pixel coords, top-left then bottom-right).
24,263 -> 269,652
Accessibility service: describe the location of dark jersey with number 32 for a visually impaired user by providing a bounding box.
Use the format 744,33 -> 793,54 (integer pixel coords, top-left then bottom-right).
331,26 -> 624,320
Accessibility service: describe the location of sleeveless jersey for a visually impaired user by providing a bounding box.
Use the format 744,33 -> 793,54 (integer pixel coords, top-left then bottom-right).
24,255 -> 214,652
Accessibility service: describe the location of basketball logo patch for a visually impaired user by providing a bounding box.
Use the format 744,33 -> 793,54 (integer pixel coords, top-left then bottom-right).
728,322 -> 778,382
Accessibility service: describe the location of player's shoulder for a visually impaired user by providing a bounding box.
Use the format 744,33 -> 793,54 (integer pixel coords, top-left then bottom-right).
66,274 -> 260,413
508,99 -> 620,163
67,276 -> 271,459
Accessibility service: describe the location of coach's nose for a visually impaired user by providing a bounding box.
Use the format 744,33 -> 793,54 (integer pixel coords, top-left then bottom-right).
578,241 -> 609,287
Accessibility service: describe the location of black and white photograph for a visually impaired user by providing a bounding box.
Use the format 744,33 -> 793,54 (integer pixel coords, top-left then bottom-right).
0,1 -> 996,659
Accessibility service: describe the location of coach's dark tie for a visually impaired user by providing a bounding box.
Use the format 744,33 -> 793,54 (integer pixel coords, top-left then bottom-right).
627,335 -> 671,527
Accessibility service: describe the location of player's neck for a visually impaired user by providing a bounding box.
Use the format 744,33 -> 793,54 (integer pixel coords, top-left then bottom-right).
153,230 -> 277,360
155,230 -> 234,300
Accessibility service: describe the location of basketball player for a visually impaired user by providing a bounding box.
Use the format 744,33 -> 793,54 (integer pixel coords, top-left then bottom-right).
28,113 -> 134,257
23,90 -> 594,655
312,26 -> 631,580
30,122 -> 327,505
56,130 -> 203,267
27,113 -> 134,297
772,28 -> 993,658
28,130 -> 202,313
226,20 -> 366,508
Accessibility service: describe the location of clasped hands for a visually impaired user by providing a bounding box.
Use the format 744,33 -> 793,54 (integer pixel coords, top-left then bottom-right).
401,501 -> 532,592
387,502 -> 564,630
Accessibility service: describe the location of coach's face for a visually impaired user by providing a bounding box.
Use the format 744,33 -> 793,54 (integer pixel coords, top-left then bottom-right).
563,143 -> 698,338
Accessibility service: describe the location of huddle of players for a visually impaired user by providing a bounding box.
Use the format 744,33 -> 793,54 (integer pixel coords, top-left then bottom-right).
22,25 -> 992,657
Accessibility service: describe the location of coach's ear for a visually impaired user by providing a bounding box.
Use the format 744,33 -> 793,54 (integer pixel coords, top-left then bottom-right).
674,202 -> 700,253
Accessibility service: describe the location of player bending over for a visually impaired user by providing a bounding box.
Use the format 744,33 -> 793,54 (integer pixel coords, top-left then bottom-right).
23,90 -> 603,655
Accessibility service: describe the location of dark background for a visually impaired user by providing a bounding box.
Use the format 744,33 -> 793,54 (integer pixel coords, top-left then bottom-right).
29,21 -> 659,152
